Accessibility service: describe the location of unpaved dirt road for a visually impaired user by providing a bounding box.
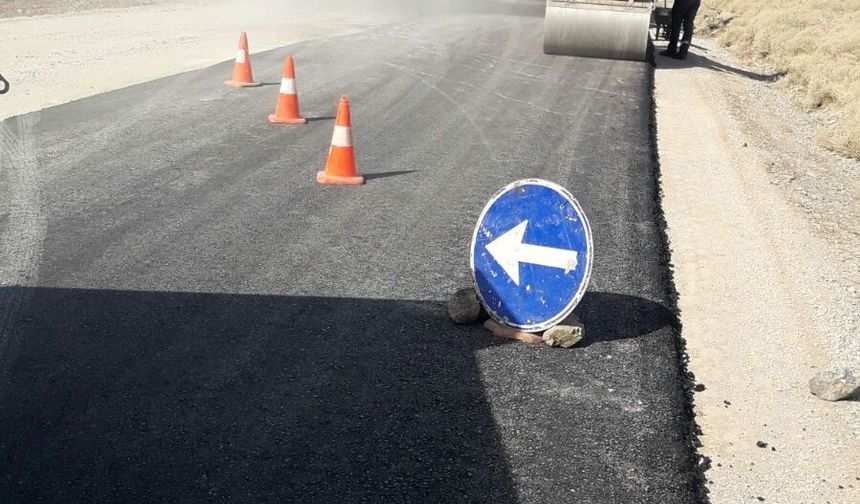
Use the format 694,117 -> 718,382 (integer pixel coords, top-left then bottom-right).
0,0 -> 170,18
0,0 -> 388,120
656,39 -> 860,503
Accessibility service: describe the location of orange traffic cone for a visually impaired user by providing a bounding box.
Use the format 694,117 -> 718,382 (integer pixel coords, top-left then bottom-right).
317,96 -> 365,185
268,55 -> 307,125
225,32 -> 261,87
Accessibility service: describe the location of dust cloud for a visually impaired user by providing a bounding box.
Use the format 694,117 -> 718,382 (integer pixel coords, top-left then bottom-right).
279,0 -> 545,17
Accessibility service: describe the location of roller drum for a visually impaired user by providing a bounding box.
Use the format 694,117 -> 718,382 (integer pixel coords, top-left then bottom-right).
543,0 -> 652,61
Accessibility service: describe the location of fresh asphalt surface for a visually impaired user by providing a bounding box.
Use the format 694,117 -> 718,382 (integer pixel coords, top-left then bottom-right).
0,3 -> 700,503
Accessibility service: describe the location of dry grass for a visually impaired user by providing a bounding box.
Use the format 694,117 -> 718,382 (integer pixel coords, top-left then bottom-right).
700,0 -> 860,159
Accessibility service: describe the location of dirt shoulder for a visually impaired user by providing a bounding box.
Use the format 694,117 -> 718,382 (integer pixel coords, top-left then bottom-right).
0,0 -> 173,18
698,1 -> 860,161
0,0 -> 387,120
655,37 -> 860,503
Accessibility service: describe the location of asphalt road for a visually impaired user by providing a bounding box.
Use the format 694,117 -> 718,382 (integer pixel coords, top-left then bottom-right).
0,4 -> 701,503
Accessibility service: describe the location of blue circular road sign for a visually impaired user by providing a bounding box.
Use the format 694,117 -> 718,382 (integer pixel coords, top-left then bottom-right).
471,179 -> 593,332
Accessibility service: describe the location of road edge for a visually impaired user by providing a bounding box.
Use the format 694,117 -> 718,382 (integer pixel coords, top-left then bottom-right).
647,65 -> 711,504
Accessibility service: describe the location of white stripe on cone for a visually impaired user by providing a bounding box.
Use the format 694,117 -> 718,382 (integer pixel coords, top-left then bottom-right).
331,126 -> 352,148
279,78 -> 297,95
235,50 -> 246,63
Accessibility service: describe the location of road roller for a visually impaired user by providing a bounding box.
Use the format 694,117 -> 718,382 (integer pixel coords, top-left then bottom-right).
543,0 -> 654,61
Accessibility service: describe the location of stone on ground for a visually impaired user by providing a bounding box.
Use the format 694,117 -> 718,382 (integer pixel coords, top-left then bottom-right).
542,324 -> 584,348
448,287 -> 482,324
808,369 -> 859,402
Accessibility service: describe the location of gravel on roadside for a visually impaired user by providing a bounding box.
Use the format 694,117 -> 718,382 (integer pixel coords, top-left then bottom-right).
0,0 -> 173,18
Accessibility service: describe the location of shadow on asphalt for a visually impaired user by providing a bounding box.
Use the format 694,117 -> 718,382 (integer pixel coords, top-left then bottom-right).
575,291 -> 676,347
0,286 -> 675,502
0,287 -> 518,503
364,170 -> 417,181
305,115 -> 337,123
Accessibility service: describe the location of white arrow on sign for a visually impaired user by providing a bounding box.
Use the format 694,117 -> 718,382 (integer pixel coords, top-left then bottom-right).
486,220 -> 578,286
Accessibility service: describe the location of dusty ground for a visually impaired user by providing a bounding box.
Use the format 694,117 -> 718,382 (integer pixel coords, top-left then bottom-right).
0,0 -> 170,18
655,37 -> 860,503
700,0 -> 860,160
0,0 -> 388,120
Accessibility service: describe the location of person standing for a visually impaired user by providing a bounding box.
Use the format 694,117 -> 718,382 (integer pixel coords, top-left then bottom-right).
660,0 -> 702,60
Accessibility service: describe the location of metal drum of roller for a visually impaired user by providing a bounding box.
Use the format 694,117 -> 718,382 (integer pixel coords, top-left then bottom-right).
543,0 -> 654,61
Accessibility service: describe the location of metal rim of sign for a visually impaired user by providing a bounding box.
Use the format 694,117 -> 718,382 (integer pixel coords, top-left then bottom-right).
470,178 -> 594,332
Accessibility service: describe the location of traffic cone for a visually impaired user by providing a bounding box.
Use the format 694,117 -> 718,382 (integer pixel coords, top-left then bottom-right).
225,32 -> 261,87
317,96 -> 364,185
268,55 -> 307,125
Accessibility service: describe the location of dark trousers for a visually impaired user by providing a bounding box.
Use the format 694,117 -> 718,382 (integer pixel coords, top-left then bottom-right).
668,0 -> 701,55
